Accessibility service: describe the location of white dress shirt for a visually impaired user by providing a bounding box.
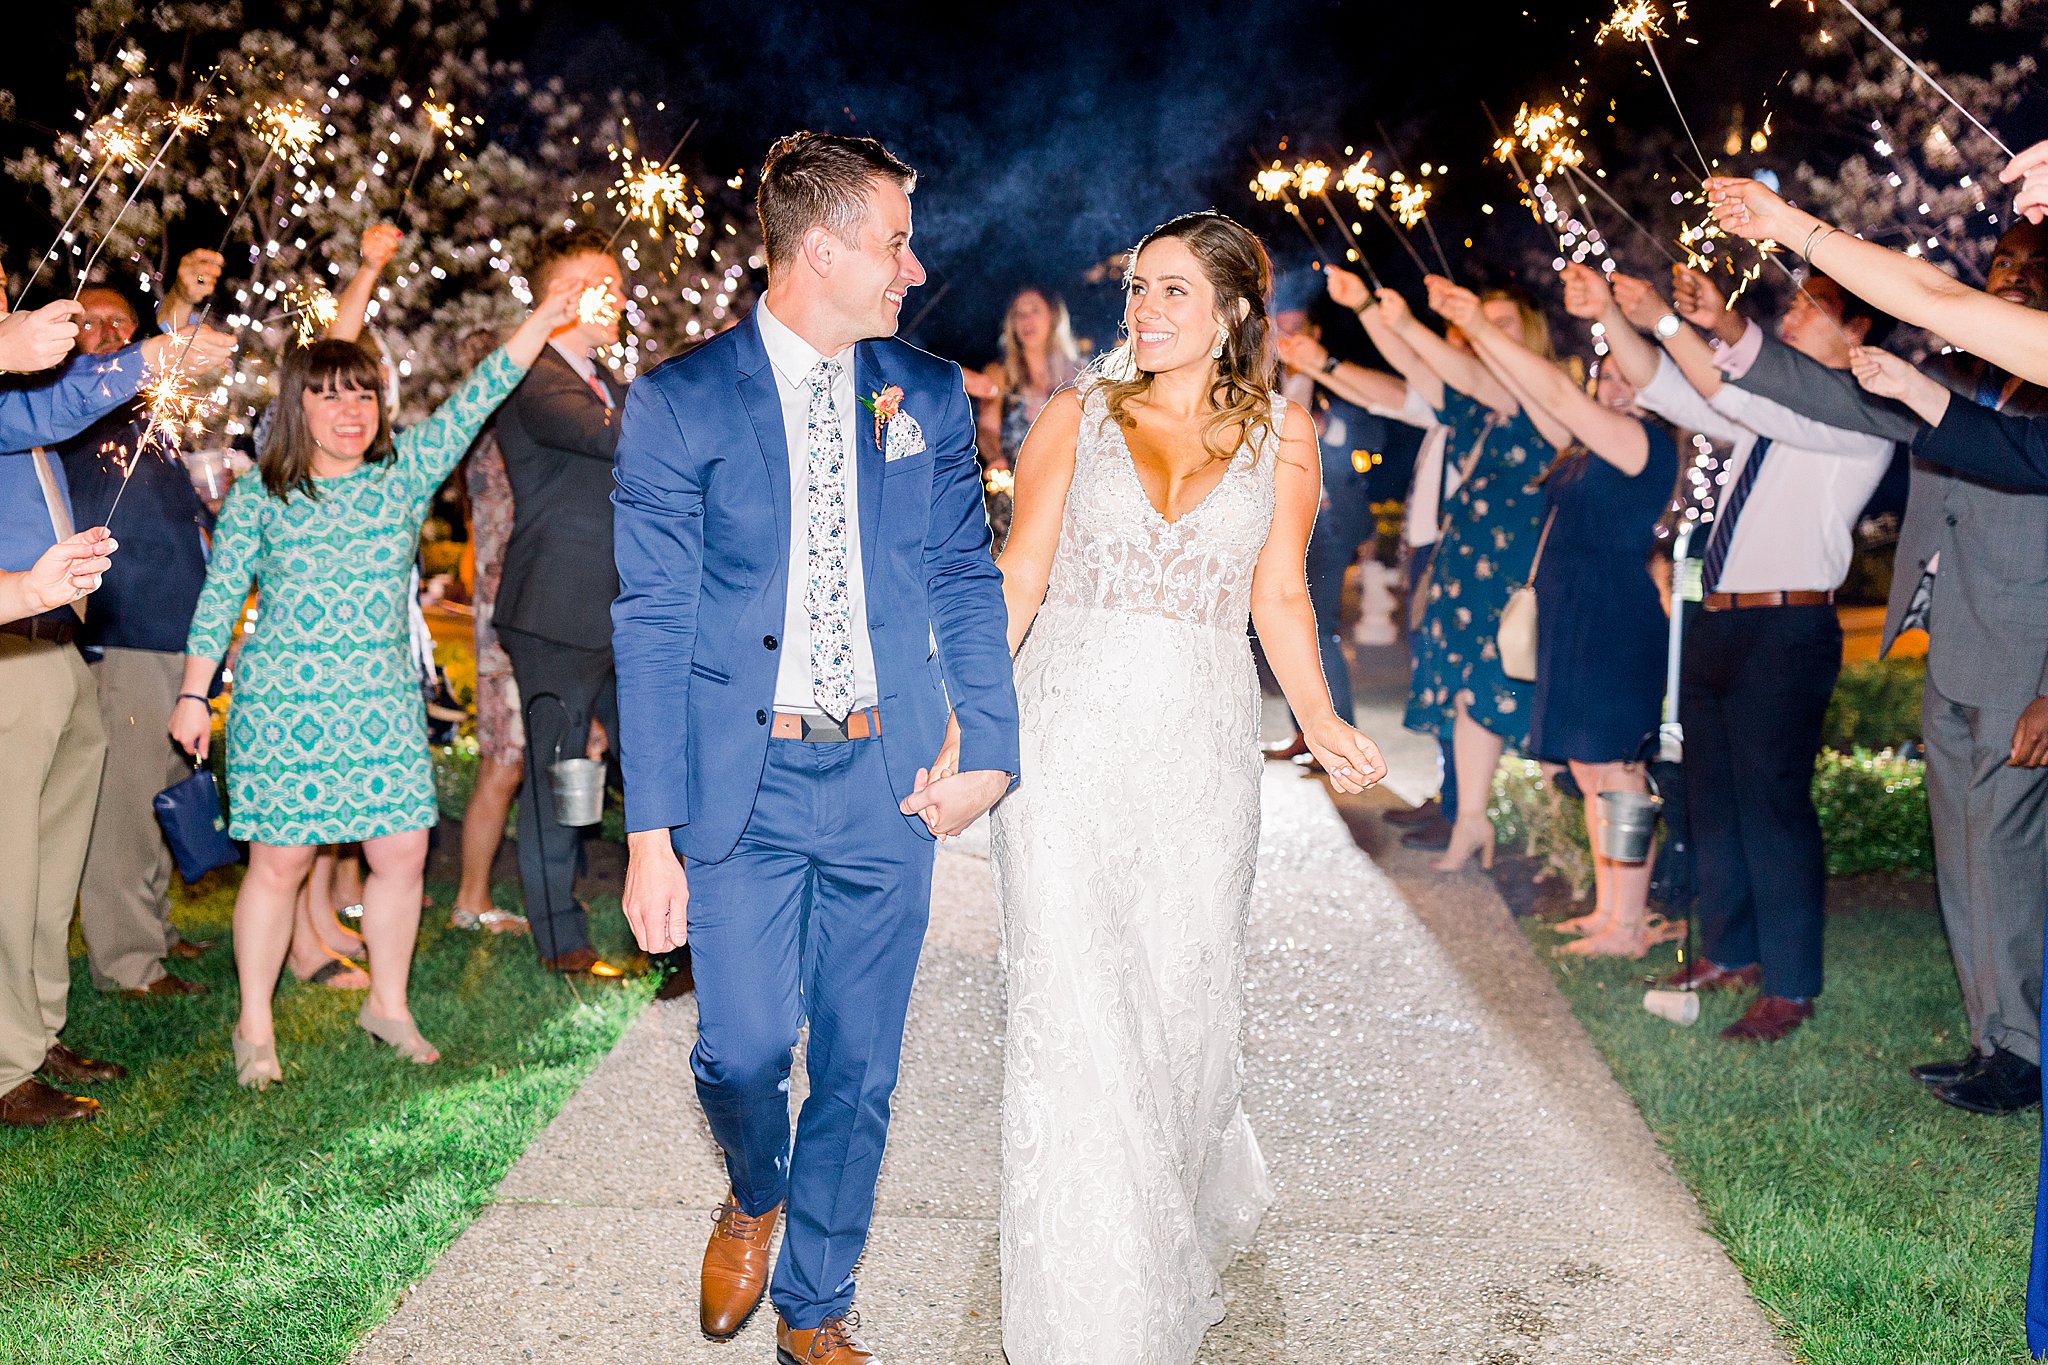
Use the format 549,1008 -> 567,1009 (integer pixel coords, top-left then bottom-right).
755,300 -> 879,713
1637,348 -> 1893,594
1369,385 -> 1457,549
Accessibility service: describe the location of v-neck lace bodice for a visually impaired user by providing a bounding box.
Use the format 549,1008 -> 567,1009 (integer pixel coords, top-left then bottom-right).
1039,381 -> 1283,631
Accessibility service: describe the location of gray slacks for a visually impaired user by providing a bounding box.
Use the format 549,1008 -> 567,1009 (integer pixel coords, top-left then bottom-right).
1925,678 -> 2048,1064
79,647 -> 191,991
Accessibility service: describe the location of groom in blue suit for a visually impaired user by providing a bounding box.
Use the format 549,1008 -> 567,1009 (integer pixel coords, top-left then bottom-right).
611,133 -> 1019,1363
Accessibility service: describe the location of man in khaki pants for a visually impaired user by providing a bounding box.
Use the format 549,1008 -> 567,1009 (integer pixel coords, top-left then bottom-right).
0,294 -> 231,1127
58,286 -> 216,999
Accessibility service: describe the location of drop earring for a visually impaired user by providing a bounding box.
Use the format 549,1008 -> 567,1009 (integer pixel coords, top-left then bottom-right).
1211,330 -> 1227,360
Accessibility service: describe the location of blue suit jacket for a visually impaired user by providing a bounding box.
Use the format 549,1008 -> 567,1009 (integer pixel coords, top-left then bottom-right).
611,313 -> 1020,863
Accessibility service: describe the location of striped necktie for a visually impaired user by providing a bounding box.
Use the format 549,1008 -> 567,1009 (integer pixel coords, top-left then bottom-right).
1701,437 -> 1772,594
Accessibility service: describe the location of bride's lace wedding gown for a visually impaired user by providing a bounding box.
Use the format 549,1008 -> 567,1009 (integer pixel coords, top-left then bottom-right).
992,380 -> 1279,1364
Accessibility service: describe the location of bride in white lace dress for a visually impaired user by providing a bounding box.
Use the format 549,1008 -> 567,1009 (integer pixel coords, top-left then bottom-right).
985,212 -> 1388,1364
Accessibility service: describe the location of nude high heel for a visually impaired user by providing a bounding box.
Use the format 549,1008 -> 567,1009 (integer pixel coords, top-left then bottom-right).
358,1004 -> 441,1065
232,1030 -> 283,1090
1431,817 -> 1497,873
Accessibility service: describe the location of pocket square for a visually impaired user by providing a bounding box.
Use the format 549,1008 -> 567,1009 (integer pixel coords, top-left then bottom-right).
885,414 -> 926,461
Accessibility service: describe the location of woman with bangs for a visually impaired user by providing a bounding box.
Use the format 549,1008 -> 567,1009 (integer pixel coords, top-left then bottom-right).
170,280 -> 579,1088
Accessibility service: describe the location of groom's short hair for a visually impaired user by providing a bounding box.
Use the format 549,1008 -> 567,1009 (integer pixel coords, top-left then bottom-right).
757,133 -> 917,275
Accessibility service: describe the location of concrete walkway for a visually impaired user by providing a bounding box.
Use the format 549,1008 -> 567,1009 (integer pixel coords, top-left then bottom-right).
356,766 -> 1791,1364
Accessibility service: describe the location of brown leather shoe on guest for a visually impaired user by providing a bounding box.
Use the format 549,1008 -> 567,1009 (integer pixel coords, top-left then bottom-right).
777,1311 -> 876,1364
40,1042 -> 126,1084
542,947 -> 631,980
702,1193 -> 781,1340
167,937 -> 216,960
118,973 -> 209,999
0,1076 -> 99,1127
1658,960 -> 1762,994
1720,994 -> 1814,1043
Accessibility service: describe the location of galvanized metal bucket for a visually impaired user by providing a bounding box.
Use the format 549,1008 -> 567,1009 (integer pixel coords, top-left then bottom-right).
547,756 -> 605,828
1596,789 -> 1663,864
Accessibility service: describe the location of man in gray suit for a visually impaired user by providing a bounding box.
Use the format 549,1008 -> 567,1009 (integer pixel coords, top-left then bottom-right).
492,228 -> 636,981
1724,221 -> 2048,1115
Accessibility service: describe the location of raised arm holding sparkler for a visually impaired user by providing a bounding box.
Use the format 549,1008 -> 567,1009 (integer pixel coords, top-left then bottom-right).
1707,174 -> 2048,389
156,250 -> 224,335
326,224 -> 404,343
1377,281 -> 1516,415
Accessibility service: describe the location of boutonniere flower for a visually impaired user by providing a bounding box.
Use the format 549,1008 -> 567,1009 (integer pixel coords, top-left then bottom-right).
861,384 -> 905,446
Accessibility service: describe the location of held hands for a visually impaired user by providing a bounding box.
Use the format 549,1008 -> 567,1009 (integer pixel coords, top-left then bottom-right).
899,712 -> 1008,839
18,527 -> 115,615
360,223 -> 404,272
1560,262 -> 1613,321
1325,267 -> 1372,312
622,830 -> 691,953
1303,717 -> 1389,795
2000,140 -> 2048,226
1610,274 -> 1671,331
1425,275 -> 1484,331
0,300 -> 83,372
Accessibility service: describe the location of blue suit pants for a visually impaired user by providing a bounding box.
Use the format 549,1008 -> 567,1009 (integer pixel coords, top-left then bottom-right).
685,735 -> 933,1328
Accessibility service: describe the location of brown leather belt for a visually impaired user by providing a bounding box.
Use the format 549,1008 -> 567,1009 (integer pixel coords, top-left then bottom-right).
0,614 -> 78,644
1702,590 -> 1836,613
771,707 -> 881,742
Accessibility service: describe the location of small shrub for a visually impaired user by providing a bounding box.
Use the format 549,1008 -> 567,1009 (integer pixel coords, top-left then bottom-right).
1814,746 -> 1934,878
1824,656 -> 1925,753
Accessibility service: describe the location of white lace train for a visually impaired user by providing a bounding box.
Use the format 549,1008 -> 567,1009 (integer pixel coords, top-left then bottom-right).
992,383 -> 1280,1364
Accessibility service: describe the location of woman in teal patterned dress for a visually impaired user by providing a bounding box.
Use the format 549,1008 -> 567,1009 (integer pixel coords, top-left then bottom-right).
1372,280 -> 1568,872
171,281 -> 580,1087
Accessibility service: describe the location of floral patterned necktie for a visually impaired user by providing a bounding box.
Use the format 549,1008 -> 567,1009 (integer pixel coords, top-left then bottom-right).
804,358 -> 855,721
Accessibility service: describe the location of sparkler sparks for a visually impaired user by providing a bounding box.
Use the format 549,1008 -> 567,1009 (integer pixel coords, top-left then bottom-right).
281,279 -> 339,346
249,100 -> 324,158
1389,174 -> 1432,230
1336,154 -> 1386,208
86,116 -> 146,172
1595,0 -> 1686,45
1251,162 -> 1296,202
1293,160 -> 1332,198
578,284 -> 621,327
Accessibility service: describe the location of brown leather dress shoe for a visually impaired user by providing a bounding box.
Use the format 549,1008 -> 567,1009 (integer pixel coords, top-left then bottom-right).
119,973 -> 209,999
1658,960 -> 1762,994
0,1076 -> 99,1127
702,1193 -> 780,1340
777,1311 -> 876,1364
1720,994 -> 1814,1043
40,1042 -> 125,1084
167,937 -> 216,960
542,947 -> 630,980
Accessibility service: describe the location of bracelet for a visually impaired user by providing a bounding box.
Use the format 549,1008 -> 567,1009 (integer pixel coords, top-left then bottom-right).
1799,223 -> 1839,262
1321,352 -> 1344,375
175,693 -> 209,707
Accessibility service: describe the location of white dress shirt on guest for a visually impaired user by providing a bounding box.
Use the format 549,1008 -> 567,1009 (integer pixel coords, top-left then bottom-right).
755,300 -> 880,714
1637,347 -> 1894,594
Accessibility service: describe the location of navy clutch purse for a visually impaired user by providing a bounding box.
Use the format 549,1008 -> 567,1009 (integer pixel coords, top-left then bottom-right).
153,761 -> 241,883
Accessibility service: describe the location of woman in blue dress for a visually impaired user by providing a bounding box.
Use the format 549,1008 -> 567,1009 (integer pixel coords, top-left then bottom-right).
1372,282 -> 1563,872
1436,278 -> 1680,957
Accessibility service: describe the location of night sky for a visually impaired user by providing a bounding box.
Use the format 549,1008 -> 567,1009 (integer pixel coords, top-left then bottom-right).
2,0 -> 2020,368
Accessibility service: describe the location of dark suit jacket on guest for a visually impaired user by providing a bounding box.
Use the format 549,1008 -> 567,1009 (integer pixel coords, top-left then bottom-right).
1732,338 -> 2048,709
492,345 -> 628,653
57,401 -> 213,654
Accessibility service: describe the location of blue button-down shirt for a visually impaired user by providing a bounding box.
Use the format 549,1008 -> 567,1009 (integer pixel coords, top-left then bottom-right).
0,342 -> 151,571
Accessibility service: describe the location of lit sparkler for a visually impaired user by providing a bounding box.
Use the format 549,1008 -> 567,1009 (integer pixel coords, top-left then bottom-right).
602,119 -> 705,263
19,114 -> 148,299
248,100 -> 324,158
398,96 -> 462,209
578,284 -> 621,327
1302,155 -> 1384,290
1596,0 -> 1714,184
1246,159 -> 1336,270
984,467 -> 1015,497
1774,0 -> 2010,155
73,99 -> 217,296
276,279 -> 339,346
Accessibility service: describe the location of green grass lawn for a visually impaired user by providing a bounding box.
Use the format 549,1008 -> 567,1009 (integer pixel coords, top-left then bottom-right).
1532,897 -> 2040,1364
0,869 -> 648,1365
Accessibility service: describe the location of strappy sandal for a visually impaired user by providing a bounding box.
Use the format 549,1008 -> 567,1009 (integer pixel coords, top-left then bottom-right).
292,957 -> 370,990
358,1005 -> 440,1065
232,1030 -> 283,1090
449,907 -> 531,935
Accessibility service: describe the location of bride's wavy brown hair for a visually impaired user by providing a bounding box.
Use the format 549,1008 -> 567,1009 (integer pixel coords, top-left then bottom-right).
1095,211 -> 1278,464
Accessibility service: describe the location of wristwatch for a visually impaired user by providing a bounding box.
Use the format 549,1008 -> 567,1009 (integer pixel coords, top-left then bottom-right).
1654,313 -> 1683,340
1320,352 -> 1343,375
